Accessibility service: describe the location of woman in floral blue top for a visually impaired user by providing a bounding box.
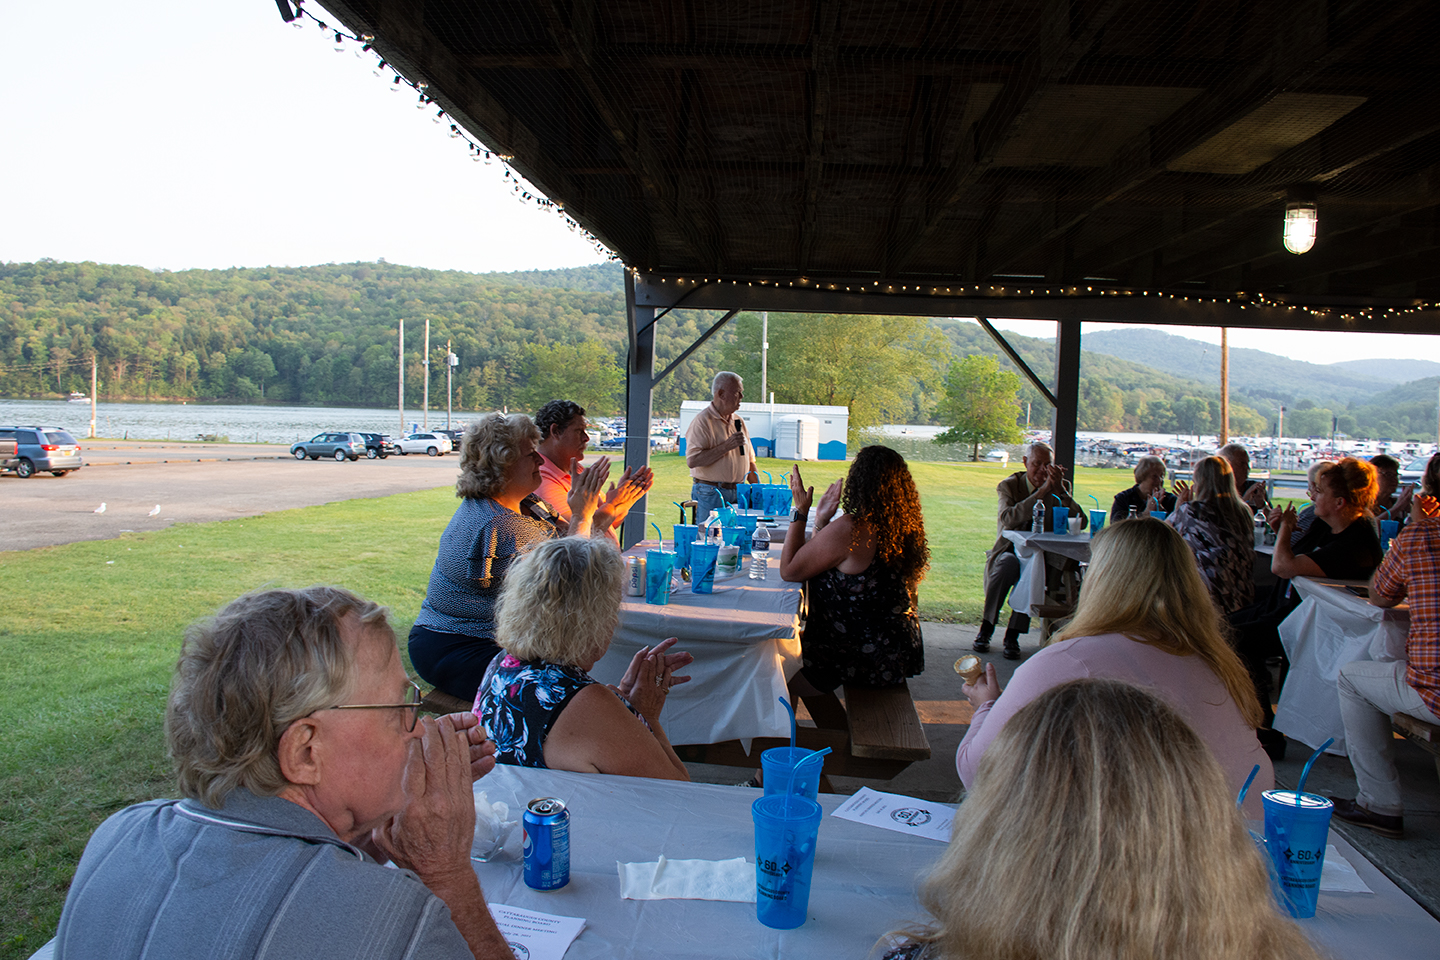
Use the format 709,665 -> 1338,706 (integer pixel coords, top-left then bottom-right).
474,537 -> 693,780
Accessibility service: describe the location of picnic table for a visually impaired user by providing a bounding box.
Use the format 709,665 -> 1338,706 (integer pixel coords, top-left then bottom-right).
463,765 -> 1440,960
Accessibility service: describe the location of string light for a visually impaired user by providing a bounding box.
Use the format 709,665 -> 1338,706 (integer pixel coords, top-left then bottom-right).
282,1 -> 616,261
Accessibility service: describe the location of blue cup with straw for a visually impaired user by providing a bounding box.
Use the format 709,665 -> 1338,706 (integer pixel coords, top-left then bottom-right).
1261,738 -> 1334,918
752,793 -> 821,929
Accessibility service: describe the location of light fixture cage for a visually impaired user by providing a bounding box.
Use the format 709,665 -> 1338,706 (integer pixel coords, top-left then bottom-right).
1283,202 -> 1318,255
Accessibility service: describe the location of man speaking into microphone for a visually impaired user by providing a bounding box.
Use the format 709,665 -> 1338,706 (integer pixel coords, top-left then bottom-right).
685,371 -> 760,523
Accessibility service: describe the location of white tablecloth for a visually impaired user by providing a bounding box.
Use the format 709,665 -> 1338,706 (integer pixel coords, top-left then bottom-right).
1000,529 -> 1093,617
471,765 -> 938,959
590,542 -> 802,745
465,766 -> 1440,960
1276,577 -> 1409,755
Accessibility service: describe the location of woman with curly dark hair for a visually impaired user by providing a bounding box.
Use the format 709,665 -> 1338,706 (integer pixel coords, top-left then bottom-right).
779,445 -> 929,695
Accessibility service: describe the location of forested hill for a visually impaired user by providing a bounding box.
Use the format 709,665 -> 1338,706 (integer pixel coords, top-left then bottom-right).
0,259 -> 721,413
1082,327 -> 1395,405
4,259 -> 1432,437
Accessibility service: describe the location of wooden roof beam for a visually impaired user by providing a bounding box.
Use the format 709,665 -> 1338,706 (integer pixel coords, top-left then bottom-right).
977,0 -> 1430,280
537,0 -> 722,270
883,0 -> 1129,277
797,0 -> 844,274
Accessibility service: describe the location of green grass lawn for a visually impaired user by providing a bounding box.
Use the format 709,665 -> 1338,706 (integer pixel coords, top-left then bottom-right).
0,452 -> 1145,956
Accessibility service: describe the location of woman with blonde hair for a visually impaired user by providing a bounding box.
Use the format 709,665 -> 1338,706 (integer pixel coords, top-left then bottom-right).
1168,455 -> 1255,613
890,679 -> 1318,960
475,536 -> 692,780
409,412 -> 650,701
957,518 -> 1272,816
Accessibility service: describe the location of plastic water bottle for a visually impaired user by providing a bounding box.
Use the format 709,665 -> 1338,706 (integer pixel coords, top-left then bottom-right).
1254,511 -> 1266,548
1031,500 -> 1044,533
749,523 -> 771,579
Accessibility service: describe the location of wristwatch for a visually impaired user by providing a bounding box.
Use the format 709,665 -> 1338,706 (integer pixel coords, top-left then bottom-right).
791,508 -> 808,524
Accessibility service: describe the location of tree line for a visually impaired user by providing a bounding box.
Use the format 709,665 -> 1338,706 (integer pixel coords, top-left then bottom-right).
5,258 -> 1389,440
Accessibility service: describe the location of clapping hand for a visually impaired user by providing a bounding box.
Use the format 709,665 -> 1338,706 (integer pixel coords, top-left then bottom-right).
565,455 -> 611,532
790,464 -> 814,511
597,465 -> 654,528
815,478 -> 843,529
1413,494 -> 1440,523
1172,478 -> 1192,505
610,638 -> 692,722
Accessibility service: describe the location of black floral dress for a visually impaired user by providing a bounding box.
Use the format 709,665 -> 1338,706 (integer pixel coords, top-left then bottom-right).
801,563 -> 924,691
476,655 -> 648,768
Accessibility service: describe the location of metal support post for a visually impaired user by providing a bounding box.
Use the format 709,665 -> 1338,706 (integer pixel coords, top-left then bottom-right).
1051,319 -> 1081,475
623,272 -> 656,549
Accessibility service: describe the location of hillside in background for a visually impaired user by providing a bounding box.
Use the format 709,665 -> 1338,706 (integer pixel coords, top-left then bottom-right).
1081,327 -> 1393,405
1330,357 -> 1440,383
2,260 -> 1436,437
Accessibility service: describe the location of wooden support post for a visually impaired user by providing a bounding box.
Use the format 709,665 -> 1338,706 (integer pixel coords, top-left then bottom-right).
1052,319 -> 1081,472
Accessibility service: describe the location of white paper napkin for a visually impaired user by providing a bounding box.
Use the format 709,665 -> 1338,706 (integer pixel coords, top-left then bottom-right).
616,855 -> 755,901
1320,845 -> 1373,894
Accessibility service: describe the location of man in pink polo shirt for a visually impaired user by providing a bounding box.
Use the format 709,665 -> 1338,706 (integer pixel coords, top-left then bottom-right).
535,398 -> 653,530
684,371 -> 759,524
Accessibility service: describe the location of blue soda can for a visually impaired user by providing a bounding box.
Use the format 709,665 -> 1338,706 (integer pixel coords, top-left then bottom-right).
523,797 -> 570,890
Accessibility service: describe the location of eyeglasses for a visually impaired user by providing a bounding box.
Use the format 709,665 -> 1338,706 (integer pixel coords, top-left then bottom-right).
322,679 -> 424,732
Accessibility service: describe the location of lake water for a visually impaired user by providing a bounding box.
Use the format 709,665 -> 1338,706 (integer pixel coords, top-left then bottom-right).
0,399 -> 469,445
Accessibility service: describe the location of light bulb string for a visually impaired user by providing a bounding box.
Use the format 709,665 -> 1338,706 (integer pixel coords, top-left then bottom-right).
282,0 -> 617,261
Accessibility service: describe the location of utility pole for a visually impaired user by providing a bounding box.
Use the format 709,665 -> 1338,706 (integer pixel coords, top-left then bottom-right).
398,320 -> 405,436
446,341 -> 457,430
89,355 -> 97,439
1219,328 -> 1229,445
422,317 -> 430,429
760,311 -> 768,402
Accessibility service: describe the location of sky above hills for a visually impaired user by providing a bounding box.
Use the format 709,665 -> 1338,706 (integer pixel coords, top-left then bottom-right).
3,1 -> 1438,365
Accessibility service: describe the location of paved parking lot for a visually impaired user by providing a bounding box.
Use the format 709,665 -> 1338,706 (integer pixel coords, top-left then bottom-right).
0,440 -> 465,552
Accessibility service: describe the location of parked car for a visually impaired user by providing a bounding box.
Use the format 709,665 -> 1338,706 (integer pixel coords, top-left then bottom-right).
1400,455 -> 1430,487
354,432 -> 398,459
435,428 -> 466,450
290,432 -> 366,462
394,432 -> 453,456
0,425 -> 84,477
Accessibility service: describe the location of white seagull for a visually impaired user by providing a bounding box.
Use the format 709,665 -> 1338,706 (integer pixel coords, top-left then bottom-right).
148,505 -> 161,516
93,503 -> 106,514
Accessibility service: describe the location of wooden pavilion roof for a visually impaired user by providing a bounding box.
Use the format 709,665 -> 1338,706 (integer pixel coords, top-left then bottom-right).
315,0 -> 1440,312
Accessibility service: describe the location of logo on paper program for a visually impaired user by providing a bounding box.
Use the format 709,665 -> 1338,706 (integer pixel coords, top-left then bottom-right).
890,807 -> 932,827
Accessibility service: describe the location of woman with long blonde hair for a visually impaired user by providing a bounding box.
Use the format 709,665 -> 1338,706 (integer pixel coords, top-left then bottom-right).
957,517 -> 1272,816
1168,455 -> 1256,613
890,680 -> 1318,960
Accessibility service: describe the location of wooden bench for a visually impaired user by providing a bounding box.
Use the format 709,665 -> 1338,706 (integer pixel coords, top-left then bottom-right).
673,679 -> 931,787
1392,712 -> 1440,784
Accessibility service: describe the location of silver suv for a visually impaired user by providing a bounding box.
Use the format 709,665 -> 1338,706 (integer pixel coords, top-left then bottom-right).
0,425 -> 85,478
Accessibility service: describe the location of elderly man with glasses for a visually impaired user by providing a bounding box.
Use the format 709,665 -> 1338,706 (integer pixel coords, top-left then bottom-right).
52,586 -> 510,960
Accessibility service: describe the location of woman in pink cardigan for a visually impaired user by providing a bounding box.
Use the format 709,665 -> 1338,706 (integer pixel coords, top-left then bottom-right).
957,517 -> 1273,816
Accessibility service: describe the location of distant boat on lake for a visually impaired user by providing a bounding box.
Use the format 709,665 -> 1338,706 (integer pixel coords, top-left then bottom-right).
67,392 -> 89,403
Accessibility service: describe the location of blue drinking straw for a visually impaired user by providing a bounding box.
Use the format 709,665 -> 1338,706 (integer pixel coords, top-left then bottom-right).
778,696 -> 797,749
1087,494 -> 1099,508
1236,764 -> 1260,810
651,522 -> 664,546
763,471 -> 774,482
1295,737 -> 1335,801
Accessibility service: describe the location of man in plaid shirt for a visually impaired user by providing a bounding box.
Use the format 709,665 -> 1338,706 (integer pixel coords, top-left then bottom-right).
1332,497 -> 1440,838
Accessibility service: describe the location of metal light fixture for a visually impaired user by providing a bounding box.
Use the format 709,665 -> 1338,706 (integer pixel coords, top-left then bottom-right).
1283,199 -> 1317,255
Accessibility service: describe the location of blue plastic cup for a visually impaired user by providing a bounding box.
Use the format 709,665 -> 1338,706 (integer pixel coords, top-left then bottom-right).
723,526 -> 751,557
1262,790 -> 1333,918
761,747 -> 822,801
752,794 -> 822,930
737,482 -> 754,510
1380,519 -> 1400,551
1051,506 -> 1070,533
645,550 -> 674,605
672,525 -> 697,569
1089,509 -> 1106,535
1149,510 -> 1168,521
689,542 -> 719,594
